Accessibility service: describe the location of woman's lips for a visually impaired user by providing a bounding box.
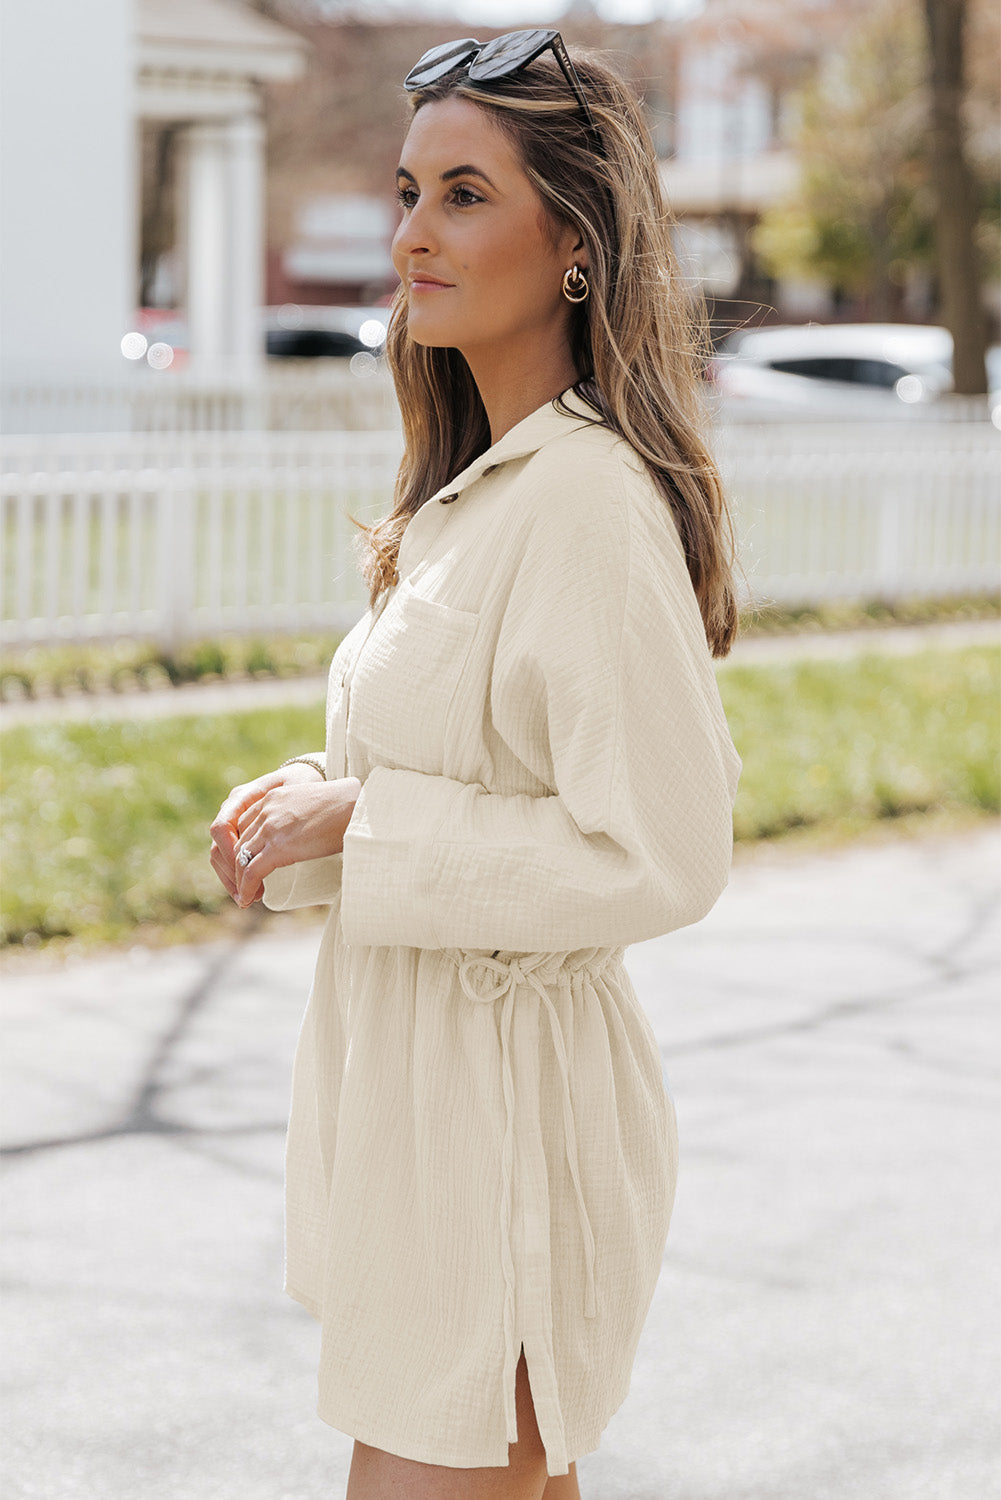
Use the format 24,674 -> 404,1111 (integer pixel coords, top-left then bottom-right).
409,276 -> 455,292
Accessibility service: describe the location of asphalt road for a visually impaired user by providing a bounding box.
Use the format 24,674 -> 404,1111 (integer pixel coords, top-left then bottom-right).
2,825 -> 999,1499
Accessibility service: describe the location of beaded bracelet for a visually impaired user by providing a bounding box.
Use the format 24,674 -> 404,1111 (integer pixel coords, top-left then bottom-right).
279,755 -> 326,780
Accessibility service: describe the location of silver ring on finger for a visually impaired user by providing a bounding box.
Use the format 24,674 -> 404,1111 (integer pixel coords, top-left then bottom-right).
237,844 -> 256,868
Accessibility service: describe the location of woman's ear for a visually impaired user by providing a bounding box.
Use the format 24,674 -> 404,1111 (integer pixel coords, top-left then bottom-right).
549,212 -> 588,272
566,232 -> 588,272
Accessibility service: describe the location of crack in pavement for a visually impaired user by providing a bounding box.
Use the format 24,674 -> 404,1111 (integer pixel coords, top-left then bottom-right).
6,845 -> 998,1157
648,884 -> 998,1003
1,910 -> 287,1162
1,1115 -> 290,1162
662,909 -> 998,1065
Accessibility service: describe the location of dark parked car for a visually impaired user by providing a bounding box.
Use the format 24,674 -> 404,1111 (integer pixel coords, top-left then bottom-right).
265,327 -> 369,359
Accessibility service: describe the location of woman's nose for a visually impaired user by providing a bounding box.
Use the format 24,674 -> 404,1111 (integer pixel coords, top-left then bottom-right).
393,204 -> 436,259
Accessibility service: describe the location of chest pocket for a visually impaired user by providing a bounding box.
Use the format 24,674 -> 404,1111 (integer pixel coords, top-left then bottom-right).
323,618 -> 370,780
346,576 -> 479,778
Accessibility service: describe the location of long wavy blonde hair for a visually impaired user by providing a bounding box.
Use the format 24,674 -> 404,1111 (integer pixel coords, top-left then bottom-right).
350,45 -> 738,657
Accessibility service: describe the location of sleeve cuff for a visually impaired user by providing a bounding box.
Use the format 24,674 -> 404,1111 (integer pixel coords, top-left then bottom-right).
339,765 -> 464,948
261,853 -> 343,911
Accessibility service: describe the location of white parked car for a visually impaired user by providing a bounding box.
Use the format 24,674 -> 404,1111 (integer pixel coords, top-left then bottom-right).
707,322 -> 1000,419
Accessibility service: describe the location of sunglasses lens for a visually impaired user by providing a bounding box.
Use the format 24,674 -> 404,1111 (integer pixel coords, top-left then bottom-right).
466,28 -> 557,81
402,29 -> 602,152
404,37 -> 481,89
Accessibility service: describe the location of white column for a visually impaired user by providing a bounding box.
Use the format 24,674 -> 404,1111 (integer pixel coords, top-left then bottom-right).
0,0 -> 132,407
184,121 -> 230,372
225,113 -> 266,375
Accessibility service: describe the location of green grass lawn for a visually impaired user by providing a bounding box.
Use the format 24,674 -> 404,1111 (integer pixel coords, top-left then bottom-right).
719,647 -> 998,840
1,645 -> 997,952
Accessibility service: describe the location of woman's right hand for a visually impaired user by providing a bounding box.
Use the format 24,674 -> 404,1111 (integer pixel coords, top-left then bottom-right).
209,762 -> 323,902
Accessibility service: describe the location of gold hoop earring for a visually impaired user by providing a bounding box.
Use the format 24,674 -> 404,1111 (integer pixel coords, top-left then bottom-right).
562,264 -> 589,304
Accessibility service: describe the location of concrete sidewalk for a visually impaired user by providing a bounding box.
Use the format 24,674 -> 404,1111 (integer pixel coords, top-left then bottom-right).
2,825 -> 999,1499
2,617 -> 997,727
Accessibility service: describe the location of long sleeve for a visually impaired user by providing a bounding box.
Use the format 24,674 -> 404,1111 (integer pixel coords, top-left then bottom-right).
338,448 -> 741,952
262,853 -> 342,911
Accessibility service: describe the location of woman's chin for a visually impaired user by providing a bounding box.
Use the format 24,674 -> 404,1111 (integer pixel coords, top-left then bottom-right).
406,326 -> 458,349
404,303 -> 462,347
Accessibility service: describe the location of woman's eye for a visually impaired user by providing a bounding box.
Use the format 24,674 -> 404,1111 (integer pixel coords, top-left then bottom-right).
395,184 -> 482,210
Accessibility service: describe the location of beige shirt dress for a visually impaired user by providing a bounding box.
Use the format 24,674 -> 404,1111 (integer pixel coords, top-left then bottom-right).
261,386 -> 742,1476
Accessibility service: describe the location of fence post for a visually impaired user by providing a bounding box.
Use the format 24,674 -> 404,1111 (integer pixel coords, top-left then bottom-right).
875,455 -> 903,601
154,467 -> 194,651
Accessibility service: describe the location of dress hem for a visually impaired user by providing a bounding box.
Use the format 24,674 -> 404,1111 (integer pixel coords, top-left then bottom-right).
286,1282 -> 608,1474
285,1282 -> 322,1322
314,1395 -> 604,1477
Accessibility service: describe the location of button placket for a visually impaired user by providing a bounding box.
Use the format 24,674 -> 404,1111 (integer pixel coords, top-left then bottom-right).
329,581 -> 398,781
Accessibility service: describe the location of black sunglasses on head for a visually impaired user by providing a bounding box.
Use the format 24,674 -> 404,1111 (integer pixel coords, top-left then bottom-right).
404,29 -> 604,156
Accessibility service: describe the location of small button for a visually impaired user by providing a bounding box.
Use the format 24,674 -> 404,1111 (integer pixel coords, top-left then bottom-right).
439,492 -> 458,504
483,464 -> 497,475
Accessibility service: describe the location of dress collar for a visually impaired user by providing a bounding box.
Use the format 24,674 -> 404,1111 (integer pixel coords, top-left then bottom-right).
427,386 -> 604,505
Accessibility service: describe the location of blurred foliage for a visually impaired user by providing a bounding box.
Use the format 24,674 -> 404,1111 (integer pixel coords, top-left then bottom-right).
2,595 -> 997,703
0,703 -> 326,949
737,592 -> 1000,635
720,645 -> 999,841
751,0 -> 1000,315
1,647 -> 997,951
0,633 -> 344,703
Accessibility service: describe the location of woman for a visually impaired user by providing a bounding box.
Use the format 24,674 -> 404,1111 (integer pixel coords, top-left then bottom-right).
210,31 -> 741,1500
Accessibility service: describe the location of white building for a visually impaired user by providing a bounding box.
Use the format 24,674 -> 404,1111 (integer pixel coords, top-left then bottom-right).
0,0 -> 308,429
660,0 -> 841,314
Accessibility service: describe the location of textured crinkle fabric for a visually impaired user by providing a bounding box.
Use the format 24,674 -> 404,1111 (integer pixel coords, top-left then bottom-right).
262,387 -> 741,1475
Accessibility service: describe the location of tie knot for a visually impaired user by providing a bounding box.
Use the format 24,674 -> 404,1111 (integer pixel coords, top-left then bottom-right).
448,947 -> 623,1002
457,953 -> 527,1004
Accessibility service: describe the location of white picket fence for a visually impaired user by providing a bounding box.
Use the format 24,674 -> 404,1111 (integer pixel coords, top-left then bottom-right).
713,420 -> 1000,605
2,365 -> 994,437
1,421 -> 998,649
0,365 -> 404,436
0,432 -> 401,647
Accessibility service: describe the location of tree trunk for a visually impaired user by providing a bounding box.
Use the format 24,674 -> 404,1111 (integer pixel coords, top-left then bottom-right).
139,126 -> 179,308
922,0 -> 987,394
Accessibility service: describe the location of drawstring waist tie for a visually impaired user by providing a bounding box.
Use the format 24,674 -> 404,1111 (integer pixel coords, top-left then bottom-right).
445,945 -> 624,1436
